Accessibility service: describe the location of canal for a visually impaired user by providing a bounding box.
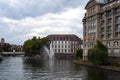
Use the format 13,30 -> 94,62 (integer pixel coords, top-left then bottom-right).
0,56 -> 120,80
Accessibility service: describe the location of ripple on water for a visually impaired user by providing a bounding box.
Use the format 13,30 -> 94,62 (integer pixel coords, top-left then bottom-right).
0,57 -> 120,80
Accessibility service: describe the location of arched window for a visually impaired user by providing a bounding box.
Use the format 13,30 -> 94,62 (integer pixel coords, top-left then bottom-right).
107,42 -> 110,47
114,41 -> 119,47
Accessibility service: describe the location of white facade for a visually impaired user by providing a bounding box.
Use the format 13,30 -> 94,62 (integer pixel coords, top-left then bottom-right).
51,41 -> 79,54
47,34 -> 81,54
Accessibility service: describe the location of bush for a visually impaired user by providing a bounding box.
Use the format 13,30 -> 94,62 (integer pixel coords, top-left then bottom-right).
74,49 -> 83,60
88,40 -> 108,65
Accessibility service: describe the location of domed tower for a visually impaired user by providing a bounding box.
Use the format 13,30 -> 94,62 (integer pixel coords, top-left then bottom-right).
1,38 -> 5,45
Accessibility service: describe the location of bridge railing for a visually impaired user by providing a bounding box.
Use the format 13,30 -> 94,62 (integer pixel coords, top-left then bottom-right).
2,52 -> 25,55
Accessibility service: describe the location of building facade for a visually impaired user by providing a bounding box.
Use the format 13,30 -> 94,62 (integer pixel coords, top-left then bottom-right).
83,0 -> 120,60
47,34 -> 82,58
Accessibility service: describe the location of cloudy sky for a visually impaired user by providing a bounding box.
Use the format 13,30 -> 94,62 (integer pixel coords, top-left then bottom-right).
0,0 -> 89,45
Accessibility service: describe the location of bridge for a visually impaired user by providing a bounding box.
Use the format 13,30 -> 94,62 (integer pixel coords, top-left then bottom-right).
1,52 -> 25,56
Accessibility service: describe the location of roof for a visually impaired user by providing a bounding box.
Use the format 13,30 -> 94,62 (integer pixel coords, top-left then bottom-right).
47,34 -> 78,37
47,34 -> 81,41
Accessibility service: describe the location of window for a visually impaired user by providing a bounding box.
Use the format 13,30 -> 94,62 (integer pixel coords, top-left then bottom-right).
100,28 -> 104,34
115,32 -> 120,37
107,19 -> 112,25
62,45 -> 63,48
100,13 -> 104,19
113,49 -> 119,54
114,41 -> 119,47
65,50 -> 67,53
68,45 -> 70,48
100,21 -> 104,27
115,17 -> 120,23
101,35 -> 104,39
107,42 -> 110,47
107,11 -> 112,17
114,8 -> 120,15
108,34 -> 112,38
107,26 -> 112,32
58,45 -> 60,48
58,49 -> 60,53
115,25 -> 120,31
71,50 -> 73,53
55,45 -> 57,48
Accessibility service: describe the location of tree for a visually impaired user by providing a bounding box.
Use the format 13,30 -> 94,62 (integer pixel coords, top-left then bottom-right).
2,43 -> 11,52
23,36 -> 49,56
0,46 -> 2,54
74,49 -> 83,60
23,39 -> 33,55
88,40 -> 108,65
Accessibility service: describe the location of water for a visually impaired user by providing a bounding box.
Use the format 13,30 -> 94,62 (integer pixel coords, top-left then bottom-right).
0,56 -> 120,80
44,44 -> 54,59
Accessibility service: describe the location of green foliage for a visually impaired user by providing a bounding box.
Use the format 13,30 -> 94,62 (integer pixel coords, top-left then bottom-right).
74,49 -> 83,60
2,43 -> 11,52
88,40 -> 108,65
0,46 -> 2,54
14,47 -> 22,52
23,36 -> 49,56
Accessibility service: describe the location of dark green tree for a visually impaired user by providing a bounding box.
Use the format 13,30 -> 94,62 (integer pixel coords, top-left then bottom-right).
0,46 -> 2,54
23,36 -> 49,56
74,49 -> 83,60
2,43 -> 11,52
88,40 -> 108,65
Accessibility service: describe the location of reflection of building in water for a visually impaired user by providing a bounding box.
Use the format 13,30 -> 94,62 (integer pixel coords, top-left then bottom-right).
83,0 -> 120,61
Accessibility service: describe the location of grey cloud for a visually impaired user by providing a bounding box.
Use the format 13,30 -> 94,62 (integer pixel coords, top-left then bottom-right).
0,0 -> 88,19
0,0 -> 88,44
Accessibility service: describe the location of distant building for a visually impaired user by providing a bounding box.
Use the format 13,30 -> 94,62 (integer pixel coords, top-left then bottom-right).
83,0 -> 120,60
0,38 -> 5,46
47,34 -> 82,59
1,38 -> 5,43
10,44 -> 23,52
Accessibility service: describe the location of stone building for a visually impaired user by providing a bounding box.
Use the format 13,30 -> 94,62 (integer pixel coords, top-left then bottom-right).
0,38 -> 5,46
83,0 -> 120,61
47,34 -> 82,59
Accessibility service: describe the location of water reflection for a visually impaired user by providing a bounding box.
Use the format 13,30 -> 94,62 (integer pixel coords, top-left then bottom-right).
86,67 -> 108,80
86,67 -> 120,80
0,57 -> 120,80
23,58 -> 86,79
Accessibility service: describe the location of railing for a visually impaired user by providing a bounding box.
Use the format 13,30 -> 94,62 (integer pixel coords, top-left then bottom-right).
2,52 -> 25,55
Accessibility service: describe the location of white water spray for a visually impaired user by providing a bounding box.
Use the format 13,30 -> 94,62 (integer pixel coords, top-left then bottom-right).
44,43 -> 54,59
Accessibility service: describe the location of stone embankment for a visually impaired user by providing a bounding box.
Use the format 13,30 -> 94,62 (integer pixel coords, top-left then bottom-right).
73,60 -> 120,72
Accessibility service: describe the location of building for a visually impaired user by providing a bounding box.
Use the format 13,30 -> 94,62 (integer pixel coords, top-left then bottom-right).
47,34 -> 82,59
0,38 -> 5,46
0,38 -> 5,45
83,0 -> 120,61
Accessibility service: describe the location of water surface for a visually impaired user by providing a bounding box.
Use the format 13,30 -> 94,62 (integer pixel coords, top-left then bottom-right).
0,56 -> 120,80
